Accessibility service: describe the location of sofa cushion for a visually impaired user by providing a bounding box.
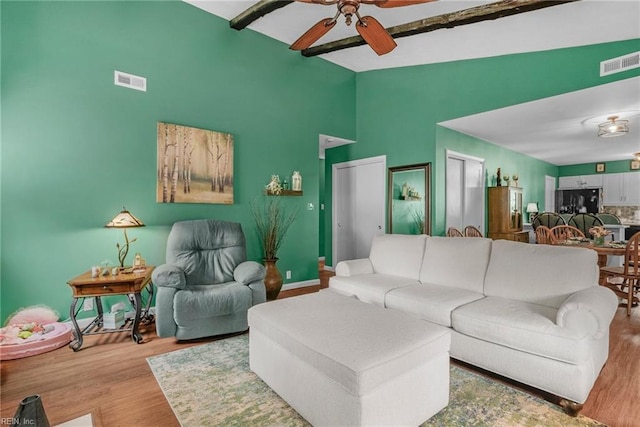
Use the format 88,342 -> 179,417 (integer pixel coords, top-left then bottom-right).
329,274 -> 419,307
369,234 -> 427,280
452,296 -> 590,364
174,282 -> 252,323
386,283 -> 485,327
484,240 -> 599,308
419,237 -> 492,293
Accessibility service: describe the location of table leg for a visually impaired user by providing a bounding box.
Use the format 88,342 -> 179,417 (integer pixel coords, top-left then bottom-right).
597,254 -> 607,286
141,284 -> 154,322
131,292 -> 143,344
69,298 -> 83,351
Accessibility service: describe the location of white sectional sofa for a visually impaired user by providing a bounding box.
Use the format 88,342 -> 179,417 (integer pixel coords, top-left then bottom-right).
329,234 -> 618,410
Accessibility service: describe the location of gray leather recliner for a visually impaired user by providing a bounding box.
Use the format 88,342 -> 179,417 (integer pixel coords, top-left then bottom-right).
152,219 -> 266,340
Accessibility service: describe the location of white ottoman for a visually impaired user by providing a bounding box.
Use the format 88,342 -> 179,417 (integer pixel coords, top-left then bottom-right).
248,290 -> 451,426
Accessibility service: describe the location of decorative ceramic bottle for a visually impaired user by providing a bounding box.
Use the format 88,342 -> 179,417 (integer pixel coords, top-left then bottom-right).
292,171 -> 302,191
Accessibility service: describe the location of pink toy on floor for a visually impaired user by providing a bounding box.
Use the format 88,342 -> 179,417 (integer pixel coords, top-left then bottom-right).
1,305 -> 72,360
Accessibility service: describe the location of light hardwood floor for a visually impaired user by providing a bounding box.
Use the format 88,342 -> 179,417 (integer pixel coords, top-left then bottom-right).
1,267 -> 638,426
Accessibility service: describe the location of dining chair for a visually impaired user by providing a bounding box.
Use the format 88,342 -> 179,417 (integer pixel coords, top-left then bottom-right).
568,213 -> 604,237
531,212 -> 566,230
535,225 -> 553,244
446,227 -> 464,237
596,213 -> 622,225
463,226 -> 483,237
549,225 -> 585,244
600,231 -> 640,316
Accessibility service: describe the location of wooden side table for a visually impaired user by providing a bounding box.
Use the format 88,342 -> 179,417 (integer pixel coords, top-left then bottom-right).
66,266 -> 154,351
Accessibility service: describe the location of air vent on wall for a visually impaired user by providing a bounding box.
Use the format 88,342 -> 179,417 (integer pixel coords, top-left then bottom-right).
600,52 -> 640,77
114,70 -> 147,92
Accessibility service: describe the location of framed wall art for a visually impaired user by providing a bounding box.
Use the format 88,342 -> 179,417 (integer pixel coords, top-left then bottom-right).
595,163 -> 606,173
157,122 -> 234,204
631,160 -> 640,170
387,163 -> 431,235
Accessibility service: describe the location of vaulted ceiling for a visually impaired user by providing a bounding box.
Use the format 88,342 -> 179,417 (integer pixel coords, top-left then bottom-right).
186,0 -> 640,165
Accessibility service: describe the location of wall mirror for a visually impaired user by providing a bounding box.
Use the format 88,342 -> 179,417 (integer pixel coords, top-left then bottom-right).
388,163 -> 431,235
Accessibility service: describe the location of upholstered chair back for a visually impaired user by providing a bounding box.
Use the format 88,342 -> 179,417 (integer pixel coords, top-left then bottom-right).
166,219 -> 247,286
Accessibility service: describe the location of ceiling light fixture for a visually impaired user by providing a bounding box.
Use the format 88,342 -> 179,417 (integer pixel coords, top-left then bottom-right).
597,115 -> 629,138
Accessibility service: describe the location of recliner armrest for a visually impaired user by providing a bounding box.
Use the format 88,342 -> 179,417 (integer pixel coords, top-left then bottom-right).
152,263 -> 187,289
556,286 -> 618,340
335,258 -> 374,277
234,261 -> 266,285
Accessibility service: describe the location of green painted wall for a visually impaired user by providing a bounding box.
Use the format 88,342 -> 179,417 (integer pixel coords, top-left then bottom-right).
324,39 -> 639,267
1,1 -> 355,319
559,160 -> 640,176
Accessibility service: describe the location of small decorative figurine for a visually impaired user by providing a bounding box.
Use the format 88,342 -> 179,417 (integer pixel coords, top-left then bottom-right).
496,168 -> 502,187
265,175 -> 283,195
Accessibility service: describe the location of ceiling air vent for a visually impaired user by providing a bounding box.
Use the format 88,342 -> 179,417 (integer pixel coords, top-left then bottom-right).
114,70 -> 147,92
600,52 -> 640,77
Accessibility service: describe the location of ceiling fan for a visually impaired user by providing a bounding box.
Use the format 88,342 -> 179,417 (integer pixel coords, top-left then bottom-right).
290,0 -> 436,55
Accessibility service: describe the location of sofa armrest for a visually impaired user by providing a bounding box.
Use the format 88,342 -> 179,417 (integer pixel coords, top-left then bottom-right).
234,261 -> 266,285
335,258 -> 374,277
556,286 -> 618,340
152,264 -> 187,290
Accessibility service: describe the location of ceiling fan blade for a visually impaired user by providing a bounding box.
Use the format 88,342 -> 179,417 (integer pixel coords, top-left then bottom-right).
290,18 -> 337,51
356,16 -> 397,55
375,0 -> 436,8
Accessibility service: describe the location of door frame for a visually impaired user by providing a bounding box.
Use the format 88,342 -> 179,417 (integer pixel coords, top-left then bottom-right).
445,150 -> 486,233
331,155 -> 386,268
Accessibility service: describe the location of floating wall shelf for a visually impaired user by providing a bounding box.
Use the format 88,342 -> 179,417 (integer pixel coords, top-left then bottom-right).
265,190 -> 303,196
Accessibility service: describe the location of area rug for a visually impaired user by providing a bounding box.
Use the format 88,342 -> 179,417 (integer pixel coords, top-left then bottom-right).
147,334 -> 605,427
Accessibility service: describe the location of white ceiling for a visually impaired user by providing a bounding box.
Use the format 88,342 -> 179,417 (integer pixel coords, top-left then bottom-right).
185,0 -> 640,165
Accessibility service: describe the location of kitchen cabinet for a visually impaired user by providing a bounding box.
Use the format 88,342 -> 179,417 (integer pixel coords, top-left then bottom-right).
558,175 -> 603,189
603,172 -> 640,206
488,186 -> 529,242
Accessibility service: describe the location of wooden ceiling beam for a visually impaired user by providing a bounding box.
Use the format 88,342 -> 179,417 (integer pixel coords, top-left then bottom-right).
230,0 -> 295,30
301,0 -> 579,57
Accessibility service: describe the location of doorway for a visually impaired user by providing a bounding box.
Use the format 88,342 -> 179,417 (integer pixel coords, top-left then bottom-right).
332,155 -> 386,267
445,150 -> 485,234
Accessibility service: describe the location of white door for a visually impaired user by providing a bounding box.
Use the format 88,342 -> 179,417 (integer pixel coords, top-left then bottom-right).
545,175 -> 556,212
446,151 -> 485,234
446,157 -> 464,231
334,166 -> 356,265
332,156 -> 386,266
354,160 -> 386,258
465,159 -> 485,231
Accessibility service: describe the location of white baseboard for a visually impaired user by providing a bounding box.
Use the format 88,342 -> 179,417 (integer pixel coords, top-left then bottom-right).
64,307 -> 156,330
324,265 -> 335,272
281,279 -> 321,291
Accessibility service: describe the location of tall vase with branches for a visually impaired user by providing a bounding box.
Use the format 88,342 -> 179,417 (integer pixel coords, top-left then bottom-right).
251,196 -> 300,300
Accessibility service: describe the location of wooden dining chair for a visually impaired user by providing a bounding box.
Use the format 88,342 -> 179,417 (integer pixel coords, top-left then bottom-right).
463,226 -> 483,237
549,225 -> 585,244
535,225 -> 553,244
446,227 -> 464,237
600,231 -> 640,316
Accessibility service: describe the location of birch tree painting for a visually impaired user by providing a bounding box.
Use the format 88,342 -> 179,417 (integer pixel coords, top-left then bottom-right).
157,122 -> 234,204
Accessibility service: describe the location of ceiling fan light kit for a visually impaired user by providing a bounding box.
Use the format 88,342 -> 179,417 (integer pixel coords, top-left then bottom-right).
290,0 -> 432,55
597,115 -> 629,138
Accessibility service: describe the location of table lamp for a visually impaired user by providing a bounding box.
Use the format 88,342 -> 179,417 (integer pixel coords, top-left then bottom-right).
105,207 -> 145,269
526,202 -> 539,223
